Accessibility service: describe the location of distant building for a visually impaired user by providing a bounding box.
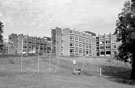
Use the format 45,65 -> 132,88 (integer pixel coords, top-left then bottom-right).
8,33 -> 18,54
7,28 -> 120,57
96,33 -> 120,56
51,27 -> 62,56
51,27 -> 93,56
8,34 -> 51,55
51,27 -> 120,57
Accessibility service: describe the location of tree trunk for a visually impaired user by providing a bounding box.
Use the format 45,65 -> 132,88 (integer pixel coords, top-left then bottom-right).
130,54 -> 135,80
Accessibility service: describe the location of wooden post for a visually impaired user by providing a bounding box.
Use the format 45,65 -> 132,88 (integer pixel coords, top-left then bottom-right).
100,67 -> 102,76
21,38 -> 23,73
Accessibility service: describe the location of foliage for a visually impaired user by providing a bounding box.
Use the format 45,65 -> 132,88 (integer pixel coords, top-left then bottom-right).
114,0 -> 135,63
114,0 -> 135,79
0,21 -> 4,51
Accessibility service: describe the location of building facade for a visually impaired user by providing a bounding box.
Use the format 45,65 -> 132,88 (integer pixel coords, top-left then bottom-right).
8,34 -> 51,55
51,27 -> 93,56
51,27 -> 62,56
51,27 -> 120,57
8,33 -> 18,54
96,33 -> 120,56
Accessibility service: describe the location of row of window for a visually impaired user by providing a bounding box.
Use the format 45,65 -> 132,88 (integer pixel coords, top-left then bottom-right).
97,45 -> 116,49
70,49 -> 91,55
23,46 -> 51,50
70,43 -> 91,48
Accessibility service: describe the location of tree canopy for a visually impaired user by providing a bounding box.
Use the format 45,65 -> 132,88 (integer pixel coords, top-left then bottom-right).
114,0 -> 135,79
0,21 -> 4,51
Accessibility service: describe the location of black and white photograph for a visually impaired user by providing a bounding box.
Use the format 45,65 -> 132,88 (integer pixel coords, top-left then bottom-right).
0,0 -> 135,88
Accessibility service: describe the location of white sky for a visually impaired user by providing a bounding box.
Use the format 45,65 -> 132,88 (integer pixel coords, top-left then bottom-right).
0,0 -> 127,39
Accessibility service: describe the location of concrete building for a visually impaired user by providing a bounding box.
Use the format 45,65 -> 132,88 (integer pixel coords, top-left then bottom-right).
51,27 -> 93,56
8,33 -> 18,54
8,34 -> 51,55
91,37 -> 97,56
96,33 -> 120,56
51,27 -> 120,57
51,27 -> 62,56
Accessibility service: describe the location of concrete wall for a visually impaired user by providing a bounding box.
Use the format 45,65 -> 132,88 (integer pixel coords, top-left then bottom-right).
8,34 -> 18,54
63,28 -> 70,56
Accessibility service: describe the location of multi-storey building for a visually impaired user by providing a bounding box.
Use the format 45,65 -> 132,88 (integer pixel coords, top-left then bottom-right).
51,27 -> 120,57
51,27 -> 93,56
8,33 -> 18,54
51,27 -> 62,56
8,34 -> 51,55
96,33 -> 120,56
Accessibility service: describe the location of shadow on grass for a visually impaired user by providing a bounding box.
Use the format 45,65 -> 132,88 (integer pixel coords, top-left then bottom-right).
101,65 -> 135,85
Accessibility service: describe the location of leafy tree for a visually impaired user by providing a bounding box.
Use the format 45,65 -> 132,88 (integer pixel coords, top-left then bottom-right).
0,21 -> 4,52
114,0 -> 135,79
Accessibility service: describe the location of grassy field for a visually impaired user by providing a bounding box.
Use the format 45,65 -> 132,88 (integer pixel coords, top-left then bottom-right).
0,55 -> 135,88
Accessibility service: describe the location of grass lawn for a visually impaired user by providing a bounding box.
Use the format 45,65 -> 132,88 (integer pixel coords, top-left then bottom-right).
0,55 -> 135,88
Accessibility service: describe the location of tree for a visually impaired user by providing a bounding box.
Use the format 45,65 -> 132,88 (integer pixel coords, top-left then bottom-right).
0,21 -> 4,52
114,0 -> 135,80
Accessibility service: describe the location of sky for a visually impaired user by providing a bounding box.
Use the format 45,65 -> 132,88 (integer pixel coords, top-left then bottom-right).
0,0 -> 127,39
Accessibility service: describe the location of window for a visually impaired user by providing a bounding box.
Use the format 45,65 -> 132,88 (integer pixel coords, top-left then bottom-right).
83,49 -> 85,54
24,40 -> 27,43
86,39 -> 89,43
23,46 -> 27,48
106,40 -> 110,43
75,31 -> 78,34
96,42 -> 99,44
101,52 -> 105,55
106,51 -> 111,54
75,42 -> 78,46
82,39 -> 85,43
70,36 -> 74,40
70,43 -> 74,47
86,51 -> 89,54
40,43 -> 43,45
75,47 -> 78,54
70,49 -> 74,53
106,46 -> 110,49
75,37 -> 78,41
86,43 -> 88,48
114,45 -> 116,48
70,30 -> 74,33
79,44 -> 82,47
83,44 -> 85,47
79,50 -> 82,53
79,37 -> 82,41
100,46 -> 104,49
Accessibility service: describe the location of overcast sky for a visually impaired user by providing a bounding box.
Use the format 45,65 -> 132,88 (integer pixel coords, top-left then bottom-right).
0,0 -> 127,39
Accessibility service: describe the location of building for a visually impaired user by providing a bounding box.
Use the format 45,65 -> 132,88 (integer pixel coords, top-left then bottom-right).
51,27 -> 120,57
51,27 -> 62,56
8,33 -> 18,54
91,37 -> 97,56
96,33 -> 120,56
51,27 -> 93,56
8,34 -> 51,55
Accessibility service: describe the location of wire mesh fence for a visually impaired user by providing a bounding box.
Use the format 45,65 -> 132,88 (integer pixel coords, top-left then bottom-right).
1,54 -> 131,78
